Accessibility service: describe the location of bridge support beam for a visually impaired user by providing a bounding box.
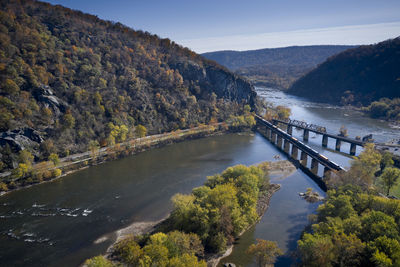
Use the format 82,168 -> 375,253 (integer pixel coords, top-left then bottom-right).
271,132 -> 277,144
287,125 -> 293,135
323,167 -> 331,179
277,136 -> 283,149
311,158 -> 319,175
300,151 -> 308,166
303,129 -> 309,142
350,143 -> 357,155
283,140 -> 290,153
335,139 -> 341,151
291,146 -> 299,160
322,135 -> 328,147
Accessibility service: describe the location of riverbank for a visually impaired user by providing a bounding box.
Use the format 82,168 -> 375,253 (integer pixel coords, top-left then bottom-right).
103,160 -> 296,267
1,122 -> 251,197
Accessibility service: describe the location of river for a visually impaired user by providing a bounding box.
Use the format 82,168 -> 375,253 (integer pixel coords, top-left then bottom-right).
1,87 -> 398,266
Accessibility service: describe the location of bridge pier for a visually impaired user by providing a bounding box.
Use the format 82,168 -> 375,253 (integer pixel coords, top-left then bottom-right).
335,139 -> 341,151
283,140 -> 290,153
300,151 -> 308,166
350,143 -> 356,155
303,129 -> 309,142
271,132 -> 277,144
277,136 -> 283,149
323,167 -> 331,179
311,158 -> 319,175
265,128 -> 271,140
287,125 -> 293,135
322,135 -> 328,147
291,145 -> 299,160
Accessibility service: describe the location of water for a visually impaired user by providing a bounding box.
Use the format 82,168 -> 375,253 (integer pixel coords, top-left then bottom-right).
258,87 -> 400,144
0,132 -> 320,267
1,87 -> 398,267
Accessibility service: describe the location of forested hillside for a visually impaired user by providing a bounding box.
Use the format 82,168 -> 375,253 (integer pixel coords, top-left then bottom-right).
0,0 -> 256,171
202,45 -> 354,89
288,37 -> 400,105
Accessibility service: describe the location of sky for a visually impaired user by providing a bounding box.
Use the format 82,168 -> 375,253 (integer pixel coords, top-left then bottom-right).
43,0 -> 400,53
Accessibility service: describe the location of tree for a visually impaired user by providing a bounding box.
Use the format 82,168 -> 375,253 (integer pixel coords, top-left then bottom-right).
13,163 -> 29,178
298,233 -> 335,267
247,239 -> 283,267
62,113 -> 76,129
276,106 -> 291,120
380,167 -> 400,196
48,153 -> 60,166
89,140 -> 100,159
18,150 -> 34,166
136,125 -> 147,138
83,255 -> 114,267
338,125 -> 348,137
381,151 -> 394,171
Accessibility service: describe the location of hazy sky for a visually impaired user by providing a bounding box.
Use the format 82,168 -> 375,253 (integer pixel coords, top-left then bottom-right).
43,0 -> 400,53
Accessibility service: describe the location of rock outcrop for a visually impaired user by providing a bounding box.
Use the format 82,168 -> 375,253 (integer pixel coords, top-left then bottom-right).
172,60 -> 256,108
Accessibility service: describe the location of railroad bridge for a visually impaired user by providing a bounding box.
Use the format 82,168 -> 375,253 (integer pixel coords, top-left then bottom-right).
255,115 -> 348,191
272,118 -> 368,155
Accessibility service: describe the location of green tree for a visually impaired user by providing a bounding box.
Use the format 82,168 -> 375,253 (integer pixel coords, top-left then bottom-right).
381,152 -> 394,171
246,239 -> 283,267
298,233 -> 335,267
83,256 -> 114,267
380,167 -> 400,196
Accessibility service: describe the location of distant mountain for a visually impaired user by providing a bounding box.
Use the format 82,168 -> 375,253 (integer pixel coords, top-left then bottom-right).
288,37 -> 400,105
202,45 -> 355,89
0,0 -> 256,170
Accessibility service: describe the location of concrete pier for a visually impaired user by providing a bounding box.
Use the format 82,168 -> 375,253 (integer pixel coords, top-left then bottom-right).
300,151 -> 308,166
311,158 -> 318,175
322,135 -> 328,147
284,139 -> 290,153
335,139 -> 341,151
266,128 -> 271,140
271,132 -> 277,144
323,167 -> 331,179
291,146 -> 299,160
287,125 -> 293,135
350,143 -> 356,155
277,136 -> 283,149
303,129 -> 309,142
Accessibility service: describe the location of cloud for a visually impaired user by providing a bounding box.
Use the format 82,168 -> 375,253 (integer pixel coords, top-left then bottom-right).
178,22 -> 400,53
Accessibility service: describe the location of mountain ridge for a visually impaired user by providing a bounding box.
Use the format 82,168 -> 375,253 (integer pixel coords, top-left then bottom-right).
287,37 -> 400,105
202,45 -> 356,89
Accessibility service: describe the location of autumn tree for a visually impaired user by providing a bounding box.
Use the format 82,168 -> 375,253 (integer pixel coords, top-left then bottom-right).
247,239 -> 283,267
135,125 -> 147,138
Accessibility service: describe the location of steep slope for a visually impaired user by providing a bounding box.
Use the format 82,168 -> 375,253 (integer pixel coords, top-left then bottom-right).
288,37 -> 400,105
0,0 -> 256,170
202,45 -> 355,89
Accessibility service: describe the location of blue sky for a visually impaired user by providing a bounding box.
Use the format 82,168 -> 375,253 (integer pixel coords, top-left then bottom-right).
43,0 -> 400,53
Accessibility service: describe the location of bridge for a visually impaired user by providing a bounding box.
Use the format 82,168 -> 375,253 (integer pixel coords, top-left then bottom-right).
272,118 -> 368,155
255,115 -> 346,190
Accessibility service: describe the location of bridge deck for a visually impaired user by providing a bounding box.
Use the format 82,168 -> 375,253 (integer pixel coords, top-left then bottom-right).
256,115 -> 345,171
